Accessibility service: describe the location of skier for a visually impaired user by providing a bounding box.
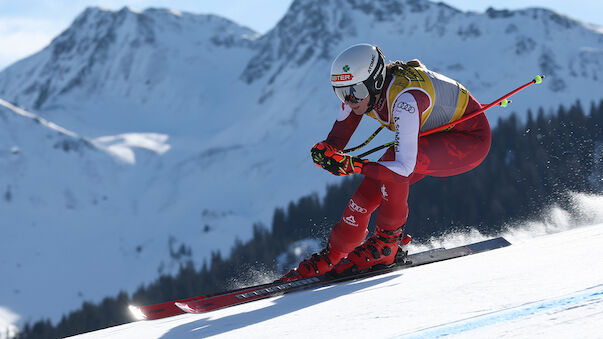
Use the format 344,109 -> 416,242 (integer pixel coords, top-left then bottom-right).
281,43 -> 492,281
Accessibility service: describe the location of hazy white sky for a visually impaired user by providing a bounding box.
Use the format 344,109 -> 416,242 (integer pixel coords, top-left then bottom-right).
1,0 -> 602,70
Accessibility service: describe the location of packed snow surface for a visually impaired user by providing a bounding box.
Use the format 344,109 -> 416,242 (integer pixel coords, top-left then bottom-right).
71,221 -> 603,338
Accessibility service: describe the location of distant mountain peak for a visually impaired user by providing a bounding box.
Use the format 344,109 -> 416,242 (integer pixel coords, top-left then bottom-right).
240,0 -> 602,86
240,0 -> 471,84
0,6 -> 258,111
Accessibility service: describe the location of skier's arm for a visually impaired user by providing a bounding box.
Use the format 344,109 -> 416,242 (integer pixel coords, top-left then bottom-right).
324,104 -> 363,150
361,92 -> 420,182
310,104 -> 364,175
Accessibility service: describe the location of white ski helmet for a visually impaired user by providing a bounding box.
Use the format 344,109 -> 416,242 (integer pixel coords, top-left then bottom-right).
331,44 -> 386,109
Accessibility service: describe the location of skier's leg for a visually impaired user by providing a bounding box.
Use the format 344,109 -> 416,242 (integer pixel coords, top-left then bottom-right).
375,180 -> 409,230
414,99 -> 491,177
408,172 -> 426,185
328,177 -> 382,254
333,178 -> 409,274
281,177 -> 382,281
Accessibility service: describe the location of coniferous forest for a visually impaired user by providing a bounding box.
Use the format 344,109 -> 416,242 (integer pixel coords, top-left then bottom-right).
15,100 -> 603,338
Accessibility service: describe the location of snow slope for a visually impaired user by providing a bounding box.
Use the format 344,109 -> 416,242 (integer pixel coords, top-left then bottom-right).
70,219 -> 603,338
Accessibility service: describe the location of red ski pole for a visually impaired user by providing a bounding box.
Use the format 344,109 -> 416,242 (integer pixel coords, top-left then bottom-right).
419,75 -> 545,137
355,75 -> 545,158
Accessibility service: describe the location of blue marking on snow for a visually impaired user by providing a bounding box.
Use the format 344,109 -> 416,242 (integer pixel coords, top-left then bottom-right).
398,284 -> 603,338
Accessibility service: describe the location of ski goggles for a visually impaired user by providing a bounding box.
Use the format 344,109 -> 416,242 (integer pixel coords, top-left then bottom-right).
333,82 -> 369,103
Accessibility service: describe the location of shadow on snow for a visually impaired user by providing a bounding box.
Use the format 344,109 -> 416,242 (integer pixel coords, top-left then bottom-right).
160,273 -> 403,338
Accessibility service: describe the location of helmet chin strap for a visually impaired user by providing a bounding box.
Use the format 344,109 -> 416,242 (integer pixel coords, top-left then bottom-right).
364,94 -> 376,114
364,88 -> 384,114
364,67 -> 387,114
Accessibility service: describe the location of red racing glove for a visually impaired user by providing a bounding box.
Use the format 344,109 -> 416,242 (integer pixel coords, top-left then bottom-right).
310,141 -> 368,176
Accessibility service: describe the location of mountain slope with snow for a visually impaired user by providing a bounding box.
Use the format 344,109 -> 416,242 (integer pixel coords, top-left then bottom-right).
71,221 -> 603,338
1,0 -> 603,334
0,7 -> 259,135
0,99 -> 189,326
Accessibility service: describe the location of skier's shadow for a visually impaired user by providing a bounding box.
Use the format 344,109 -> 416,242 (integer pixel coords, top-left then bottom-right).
161,273 -> 403,338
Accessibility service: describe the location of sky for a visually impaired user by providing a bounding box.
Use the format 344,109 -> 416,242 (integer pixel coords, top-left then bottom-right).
1,0 -> 603,70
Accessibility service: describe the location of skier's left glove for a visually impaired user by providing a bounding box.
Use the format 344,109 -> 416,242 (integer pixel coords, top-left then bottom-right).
311,141 -> 367,176
335,153 -> 367,176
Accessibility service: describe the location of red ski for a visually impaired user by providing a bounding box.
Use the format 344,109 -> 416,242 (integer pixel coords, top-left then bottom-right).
174,237 -> 511,315
175,277 -> 323,314
129,281 -> 283,320
129,295 -> 207,320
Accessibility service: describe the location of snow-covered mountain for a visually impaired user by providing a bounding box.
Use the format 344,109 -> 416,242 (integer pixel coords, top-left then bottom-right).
3,1 -> 603,133
72,214 -> 603,338
0,7 -> 259,135
1,0 -> 603,333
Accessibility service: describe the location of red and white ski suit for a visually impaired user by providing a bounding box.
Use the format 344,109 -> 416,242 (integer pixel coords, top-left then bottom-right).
324,66 -> 491,254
